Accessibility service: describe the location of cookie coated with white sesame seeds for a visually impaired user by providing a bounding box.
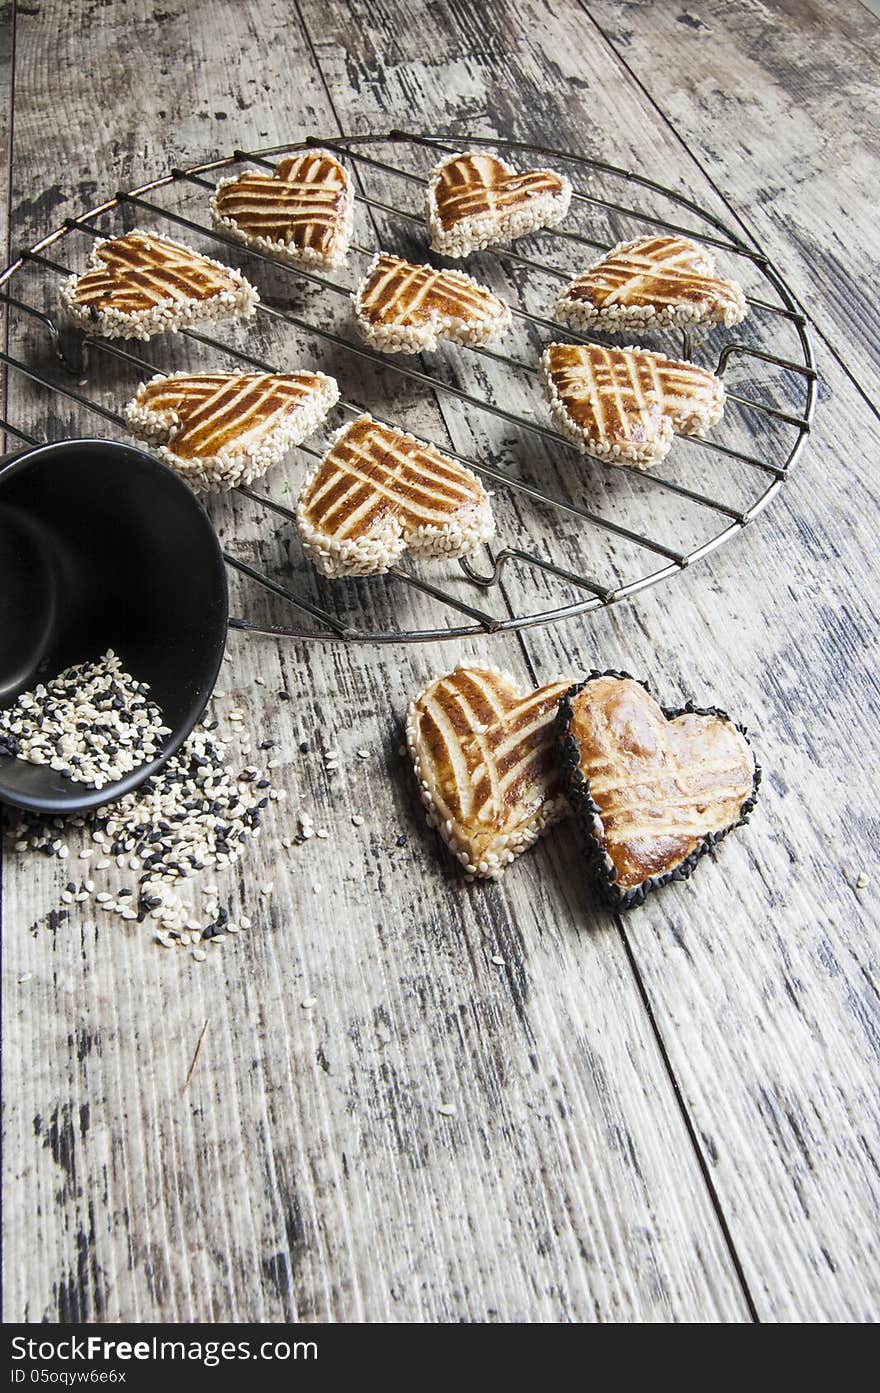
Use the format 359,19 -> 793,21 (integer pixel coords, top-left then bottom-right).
59,229 -> 259,341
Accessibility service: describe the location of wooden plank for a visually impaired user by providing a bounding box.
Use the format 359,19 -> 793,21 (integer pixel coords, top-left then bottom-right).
517,378 -> 880,1320
0,0 -> 15,432
1,0 -> 753,1323
0,1 -> 11,255
296,0 -> 880,1320
586,0 -> 880,406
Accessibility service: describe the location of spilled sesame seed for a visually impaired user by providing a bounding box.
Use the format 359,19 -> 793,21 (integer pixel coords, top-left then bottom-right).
4,698 -> 282,962
0,650 -> 170,787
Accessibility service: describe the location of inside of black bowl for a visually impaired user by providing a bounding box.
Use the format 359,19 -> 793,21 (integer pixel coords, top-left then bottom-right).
0,439 -> 228,814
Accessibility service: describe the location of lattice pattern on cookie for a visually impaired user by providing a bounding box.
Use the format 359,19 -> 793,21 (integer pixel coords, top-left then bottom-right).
540,341 -> 726,469
210,149 -> 354,268
426,150 -> 572,257
296,414 -> 495,577
60,230 -> 258,340
125,370 -> 339,491
555,235 -> 747,334
407,664 -> 572,877
352,251 -> 511,354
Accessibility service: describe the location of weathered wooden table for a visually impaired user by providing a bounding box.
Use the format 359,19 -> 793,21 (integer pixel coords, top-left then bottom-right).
2,0 -> 878,1323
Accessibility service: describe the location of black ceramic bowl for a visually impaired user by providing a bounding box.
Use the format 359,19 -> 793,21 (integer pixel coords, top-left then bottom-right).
0,438 -> 228,814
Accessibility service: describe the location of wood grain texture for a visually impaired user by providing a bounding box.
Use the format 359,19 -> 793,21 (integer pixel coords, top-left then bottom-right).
587,0 -> 880,406
0,0 -> 14,426
1,0 -> 879,1324
301,1 -> 880,1317
0,0 -> 751,1324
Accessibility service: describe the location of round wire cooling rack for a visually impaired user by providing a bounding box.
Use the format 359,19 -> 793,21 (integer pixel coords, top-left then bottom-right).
0,130 -> 817,643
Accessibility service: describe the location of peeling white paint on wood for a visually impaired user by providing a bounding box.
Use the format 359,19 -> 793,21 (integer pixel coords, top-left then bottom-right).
1,0 -> 878,1323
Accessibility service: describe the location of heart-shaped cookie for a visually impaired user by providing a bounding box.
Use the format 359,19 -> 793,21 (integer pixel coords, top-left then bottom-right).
557,672 -> 759,908
59,230 -> 259,341
555,235 -> 747,335
352,251 -> 511,354
540,341 -> 725,469
296,414 -> 495,577
407,665 -> 572,877
125,370 -> 339,492
426,150 -> 572,257
210,150 -> 354,268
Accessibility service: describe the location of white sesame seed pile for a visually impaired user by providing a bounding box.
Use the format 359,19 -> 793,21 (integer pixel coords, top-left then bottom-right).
0,651 -> 170,788
3,685 -> 380,960
5,701 -> 285,959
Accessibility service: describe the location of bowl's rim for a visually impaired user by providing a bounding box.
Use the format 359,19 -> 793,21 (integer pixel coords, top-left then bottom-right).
0,436 -> 229,815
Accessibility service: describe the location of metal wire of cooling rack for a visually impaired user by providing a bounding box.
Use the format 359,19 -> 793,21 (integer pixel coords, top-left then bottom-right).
0,130 -> 817,643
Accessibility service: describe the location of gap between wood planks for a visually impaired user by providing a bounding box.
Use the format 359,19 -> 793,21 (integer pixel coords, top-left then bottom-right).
578,0 -> 880,427
290,0 -> 761,1323
614,911 -> 760,1322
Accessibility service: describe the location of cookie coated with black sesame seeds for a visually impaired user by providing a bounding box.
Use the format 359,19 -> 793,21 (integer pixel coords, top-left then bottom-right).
555,668 -> 761,909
